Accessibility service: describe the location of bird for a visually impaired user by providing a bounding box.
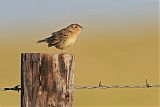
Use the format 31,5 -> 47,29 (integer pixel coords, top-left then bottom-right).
37,24 -> 83,51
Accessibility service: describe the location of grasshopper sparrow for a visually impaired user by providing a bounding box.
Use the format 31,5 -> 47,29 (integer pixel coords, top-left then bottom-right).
37,24 -> 83,50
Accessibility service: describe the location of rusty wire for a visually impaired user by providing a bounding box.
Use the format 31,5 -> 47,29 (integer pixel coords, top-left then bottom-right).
75,79 -> 160,89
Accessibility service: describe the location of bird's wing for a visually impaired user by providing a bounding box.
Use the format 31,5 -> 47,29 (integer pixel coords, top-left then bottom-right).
47,28 -> 68,44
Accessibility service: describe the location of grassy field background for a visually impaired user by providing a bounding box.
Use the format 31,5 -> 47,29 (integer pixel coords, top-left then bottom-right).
0,0 -> 159,106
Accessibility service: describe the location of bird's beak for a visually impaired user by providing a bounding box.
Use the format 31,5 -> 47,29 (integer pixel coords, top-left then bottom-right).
80,26 -> 83,30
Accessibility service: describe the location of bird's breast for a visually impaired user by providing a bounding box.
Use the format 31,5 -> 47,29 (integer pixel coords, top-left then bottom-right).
64,35 -> 77,47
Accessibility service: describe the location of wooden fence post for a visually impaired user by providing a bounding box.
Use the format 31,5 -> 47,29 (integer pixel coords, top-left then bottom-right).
21,53 -> 74,107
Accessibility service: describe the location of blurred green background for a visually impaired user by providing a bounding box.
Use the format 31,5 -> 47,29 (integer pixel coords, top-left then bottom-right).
0,0 -> 159,107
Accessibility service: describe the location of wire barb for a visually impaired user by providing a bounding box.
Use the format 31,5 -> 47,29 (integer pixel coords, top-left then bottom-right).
98,81 -> 102,86
145,79 -> 151,88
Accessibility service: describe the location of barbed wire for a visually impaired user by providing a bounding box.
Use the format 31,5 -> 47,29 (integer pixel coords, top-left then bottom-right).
0,79 -> 160,92
75,79 -> 160,89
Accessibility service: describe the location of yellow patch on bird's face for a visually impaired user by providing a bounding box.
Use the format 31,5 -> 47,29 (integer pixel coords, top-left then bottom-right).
71,29 -> 81,36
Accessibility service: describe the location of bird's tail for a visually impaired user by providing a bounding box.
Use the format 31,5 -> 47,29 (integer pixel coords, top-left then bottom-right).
37,38 -> 48,43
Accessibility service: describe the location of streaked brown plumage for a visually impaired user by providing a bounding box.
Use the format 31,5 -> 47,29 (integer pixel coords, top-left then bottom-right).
37,24 -> 83,50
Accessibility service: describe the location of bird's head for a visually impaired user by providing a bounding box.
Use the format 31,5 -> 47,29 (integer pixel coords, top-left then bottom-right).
67,24 -> 83,33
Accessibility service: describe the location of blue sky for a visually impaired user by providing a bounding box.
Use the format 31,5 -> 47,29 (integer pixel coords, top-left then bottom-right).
0,0 -> 158,39
0,0 -> 157,23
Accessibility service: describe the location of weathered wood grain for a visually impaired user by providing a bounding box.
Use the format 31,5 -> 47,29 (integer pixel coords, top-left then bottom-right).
21,53 -> 74,107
